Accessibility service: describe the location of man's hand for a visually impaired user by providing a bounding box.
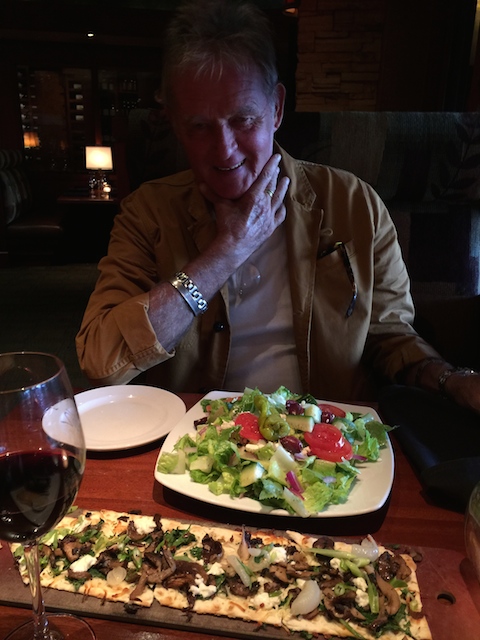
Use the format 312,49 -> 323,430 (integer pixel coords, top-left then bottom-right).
147,154 -> 290,353
410,358 -> 480,415
199,153 -> 290,271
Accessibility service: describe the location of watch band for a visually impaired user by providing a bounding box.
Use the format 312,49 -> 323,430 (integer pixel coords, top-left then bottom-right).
438,366 -> 476,398
169,271 -> 208,316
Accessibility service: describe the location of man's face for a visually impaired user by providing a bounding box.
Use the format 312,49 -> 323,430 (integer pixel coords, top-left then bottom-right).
169,65 -> 285,201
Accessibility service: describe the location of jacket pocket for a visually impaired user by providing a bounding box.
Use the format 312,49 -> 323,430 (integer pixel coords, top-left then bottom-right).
316,240 -> 358,320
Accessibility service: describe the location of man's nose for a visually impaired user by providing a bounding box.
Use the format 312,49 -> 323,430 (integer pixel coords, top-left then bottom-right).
214,124 -> 238,159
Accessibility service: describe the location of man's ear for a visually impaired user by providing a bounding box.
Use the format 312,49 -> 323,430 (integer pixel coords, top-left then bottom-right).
273,83 -> 286,131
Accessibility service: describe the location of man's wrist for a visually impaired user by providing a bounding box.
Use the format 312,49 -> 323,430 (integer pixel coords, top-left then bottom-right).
414,357 -> 444,387
438,366 -> 476,398
168,271 -> 208,316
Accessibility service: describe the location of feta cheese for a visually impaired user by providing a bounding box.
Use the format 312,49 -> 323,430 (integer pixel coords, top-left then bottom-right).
190,574 -> 217,598
251,592 -> 282,609
352,576 -> 369,609
131,516 -> 156,536
330,558 -> 342,572
69,554 -> 96,573
207,562 -> 224,576
355,589 -> 370,608
269,546 -> 287,564
352,576 -> 367,592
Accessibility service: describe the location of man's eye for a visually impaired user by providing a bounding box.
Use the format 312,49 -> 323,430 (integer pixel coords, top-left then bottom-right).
188,122 -> 208,134
232,116 -> 256,129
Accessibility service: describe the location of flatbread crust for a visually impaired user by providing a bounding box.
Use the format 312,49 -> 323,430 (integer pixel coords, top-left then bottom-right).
10,508 -> 432,640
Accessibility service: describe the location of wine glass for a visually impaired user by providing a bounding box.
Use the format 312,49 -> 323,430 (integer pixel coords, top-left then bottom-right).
0,352 -> 95,640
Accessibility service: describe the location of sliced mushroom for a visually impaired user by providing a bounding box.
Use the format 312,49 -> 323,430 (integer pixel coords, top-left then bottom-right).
202,533 -> 223,563
263,579 -> 283,593
164,572 -> 196,591
129,569 -> 149,601
323,589 -> 360,620
127,521 -> 147,541
267,563 -> 291,584
144,548 -> 177,583
319,576 -> 344,590
377,550 -> 411,582
312,535 -> 335,550
226,574 -> 259,598
375,572 -> 401,615
93,549 -> 125,575
144,528 -> 165,553
174,560 -> 209,582
60,536 -> 91,562
129,548 -> 177,601
67,569 -> 91,581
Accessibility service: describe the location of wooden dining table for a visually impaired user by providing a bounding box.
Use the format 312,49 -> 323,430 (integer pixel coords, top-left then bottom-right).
0,392 -> 479,640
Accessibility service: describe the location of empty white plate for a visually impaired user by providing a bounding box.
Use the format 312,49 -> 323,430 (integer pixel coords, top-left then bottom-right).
75,385 -> 186,451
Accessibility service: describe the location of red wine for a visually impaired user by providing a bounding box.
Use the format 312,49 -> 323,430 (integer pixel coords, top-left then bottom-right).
0,450 -> 83,543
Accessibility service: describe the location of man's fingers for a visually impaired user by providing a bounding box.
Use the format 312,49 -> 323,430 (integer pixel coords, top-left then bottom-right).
268,175 -> 290,211
261,154 -> 281,190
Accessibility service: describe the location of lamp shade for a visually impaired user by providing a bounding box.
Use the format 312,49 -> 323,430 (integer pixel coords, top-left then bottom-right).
23,131 -> 40,148
85,146 -> 113,170
283,0 -> 299,15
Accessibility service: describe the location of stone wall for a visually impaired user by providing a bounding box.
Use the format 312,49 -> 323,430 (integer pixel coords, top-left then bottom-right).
295,0 -> 387,111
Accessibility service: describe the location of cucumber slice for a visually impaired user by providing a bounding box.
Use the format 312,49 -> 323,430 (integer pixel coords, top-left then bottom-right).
283,487 -> 309,517
304,403 -> 321,423
271,443 -> 297,472
286,414 -> 315,432
267,459 -> 287,486
189,455 -> 213,473
239,462 -> 265,487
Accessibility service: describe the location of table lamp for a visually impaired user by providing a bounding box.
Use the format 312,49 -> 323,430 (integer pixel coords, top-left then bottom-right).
23,131 -> 40,148
85,146 -> 113,198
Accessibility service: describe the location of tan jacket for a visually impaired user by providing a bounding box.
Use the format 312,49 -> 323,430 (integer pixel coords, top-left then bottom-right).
76,146 -> 439,401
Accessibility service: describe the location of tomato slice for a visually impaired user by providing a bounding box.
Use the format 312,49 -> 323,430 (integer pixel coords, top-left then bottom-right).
318,403 -> 346,418
304,423 -> 353,462
234,412 -> 262,442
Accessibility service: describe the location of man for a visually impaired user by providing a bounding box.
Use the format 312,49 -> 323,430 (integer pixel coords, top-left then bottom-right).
76,0 -> 479,410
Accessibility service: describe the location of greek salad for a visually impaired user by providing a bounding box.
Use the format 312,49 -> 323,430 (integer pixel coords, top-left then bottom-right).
157,386 -> 395,517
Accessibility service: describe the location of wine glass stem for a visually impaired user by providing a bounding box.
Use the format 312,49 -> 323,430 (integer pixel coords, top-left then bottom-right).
24,543 -> 50,639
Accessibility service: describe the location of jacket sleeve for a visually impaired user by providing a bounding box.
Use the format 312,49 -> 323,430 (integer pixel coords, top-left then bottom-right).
362,182 -> 441,381
75,190 -> 174,386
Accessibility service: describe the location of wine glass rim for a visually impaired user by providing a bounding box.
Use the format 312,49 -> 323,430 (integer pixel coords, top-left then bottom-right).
0,351 -> 66,394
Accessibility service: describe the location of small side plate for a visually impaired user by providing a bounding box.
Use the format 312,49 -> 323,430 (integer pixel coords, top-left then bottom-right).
75,385 -> 186,451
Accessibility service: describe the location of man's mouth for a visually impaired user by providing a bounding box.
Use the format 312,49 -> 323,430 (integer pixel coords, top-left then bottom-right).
216,159 -> 246,172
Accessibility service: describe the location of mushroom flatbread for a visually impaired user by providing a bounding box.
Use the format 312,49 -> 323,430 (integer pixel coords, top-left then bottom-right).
10,508 -> 432,640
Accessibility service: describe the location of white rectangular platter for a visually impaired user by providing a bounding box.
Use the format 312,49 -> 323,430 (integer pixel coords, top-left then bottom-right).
154,391 -> 394,518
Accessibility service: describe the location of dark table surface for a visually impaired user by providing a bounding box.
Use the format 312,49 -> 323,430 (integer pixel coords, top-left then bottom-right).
0,393 -> 472,640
